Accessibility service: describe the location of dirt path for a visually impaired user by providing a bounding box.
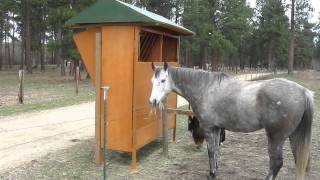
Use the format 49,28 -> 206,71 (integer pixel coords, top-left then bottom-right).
0,102 -> 95,172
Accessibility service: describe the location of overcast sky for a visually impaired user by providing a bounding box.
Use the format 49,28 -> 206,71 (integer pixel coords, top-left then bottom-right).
247,0 -> 320,23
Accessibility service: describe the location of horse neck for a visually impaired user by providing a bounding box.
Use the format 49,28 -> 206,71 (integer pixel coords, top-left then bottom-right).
169,67 -> 217,102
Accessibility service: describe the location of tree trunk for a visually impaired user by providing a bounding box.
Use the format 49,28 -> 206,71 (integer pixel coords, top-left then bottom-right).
288,34 -> 294,74
267,42 -> 273,70
57,27 -> 65,76
0,24 -> 3,70
0,37 -> 2,70
203,48 -> 208,70
5,15 -> 11,69
40,45 -> 45,71
20,13 -> 25,70
7,37 -> 11,69
20,38 -> 25,70
288,0 -> 295,74
239,47 -> 244,70
12,27 -> 15,68
199,43 -> 205,69
185,47 -> 190,67
4,26 -> 7,70
51,51 -> 54,64
25,0 -> 32,73
212,48 -> 219,72
40,2 -> 45,71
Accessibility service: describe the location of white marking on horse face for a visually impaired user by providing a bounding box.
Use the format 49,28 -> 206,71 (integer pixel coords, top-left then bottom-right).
149,69 -> 171,105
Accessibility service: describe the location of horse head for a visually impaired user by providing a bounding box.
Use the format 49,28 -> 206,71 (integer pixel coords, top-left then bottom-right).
188,116 -> 226,148
188,116 -> 205,149
149,62 -> 172,106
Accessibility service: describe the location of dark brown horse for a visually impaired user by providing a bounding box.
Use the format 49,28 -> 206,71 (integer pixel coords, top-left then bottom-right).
188,116 -> 225,148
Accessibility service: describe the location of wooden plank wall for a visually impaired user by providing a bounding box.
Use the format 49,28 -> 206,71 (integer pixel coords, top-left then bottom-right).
100,26 -> 135,152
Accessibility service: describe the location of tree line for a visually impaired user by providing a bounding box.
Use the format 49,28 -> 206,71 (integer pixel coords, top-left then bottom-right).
0,0 -> 319,75
0,0 -> 95,75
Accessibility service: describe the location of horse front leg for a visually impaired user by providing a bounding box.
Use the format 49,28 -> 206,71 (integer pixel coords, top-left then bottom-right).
205,127 -> 221,180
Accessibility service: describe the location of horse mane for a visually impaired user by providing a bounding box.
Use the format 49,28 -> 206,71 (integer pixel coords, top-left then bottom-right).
168,67 -> 230,86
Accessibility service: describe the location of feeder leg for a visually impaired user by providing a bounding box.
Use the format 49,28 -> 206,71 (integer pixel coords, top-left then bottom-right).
162,98 -> 168,156
95,32 -> 103,165
172,117 -> 177,142
131,150 -> 137,170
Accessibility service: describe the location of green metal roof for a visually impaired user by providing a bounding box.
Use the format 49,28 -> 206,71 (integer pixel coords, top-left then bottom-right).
65,0 -> 194,36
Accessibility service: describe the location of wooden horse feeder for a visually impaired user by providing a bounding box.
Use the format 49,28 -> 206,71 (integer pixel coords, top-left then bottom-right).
66,0 -> 194,169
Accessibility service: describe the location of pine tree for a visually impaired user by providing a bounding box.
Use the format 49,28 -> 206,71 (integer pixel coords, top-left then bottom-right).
288,0 -> 313,73
257,0 -> 289,70
295,22 -> 314,68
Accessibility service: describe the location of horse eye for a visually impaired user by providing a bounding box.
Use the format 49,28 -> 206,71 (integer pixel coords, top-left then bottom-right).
161,79 -> 166,83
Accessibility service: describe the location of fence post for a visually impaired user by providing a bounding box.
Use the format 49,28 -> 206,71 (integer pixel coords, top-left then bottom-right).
162,98 -> 168,157
101,86 -> 110,180
18,69 -> 24,104
75,66 -> 80,94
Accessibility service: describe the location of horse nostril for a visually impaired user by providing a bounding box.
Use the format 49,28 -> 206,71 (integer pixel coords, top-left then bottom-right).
149,99 -> 157,106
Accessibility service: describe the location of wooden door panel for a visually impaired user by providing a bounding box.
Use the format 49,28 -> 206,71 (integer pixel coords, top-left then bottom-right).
100,26 -> 135,152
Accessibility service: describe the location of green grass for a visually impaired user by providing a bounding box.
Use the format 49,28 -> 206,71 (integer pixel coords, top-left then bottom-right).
0,68 -> 95,117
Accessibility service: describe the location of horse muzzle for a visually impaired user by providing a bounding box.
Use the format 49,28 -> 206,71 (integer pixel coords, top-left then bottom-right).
149,99 -> 159,107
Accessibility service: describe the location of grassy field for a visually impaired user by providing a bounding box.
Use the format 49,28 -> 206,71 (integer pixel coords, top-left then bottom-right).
0,70 -> 319,179
0,68 -> 95,117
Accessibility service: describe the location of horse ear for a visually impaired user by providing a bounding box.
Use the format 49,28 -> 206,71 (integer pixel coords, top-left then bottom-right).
163,61 -> 168,71
151,62 -> 155,71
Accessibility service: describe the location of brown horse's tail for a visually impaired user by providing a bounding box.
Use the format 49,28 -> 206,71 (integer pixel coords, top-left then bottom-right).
290,90 -> 314,180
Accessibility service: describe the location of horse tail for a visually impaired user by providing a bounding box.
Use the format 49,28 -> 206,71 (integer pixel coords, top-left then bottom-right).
290,89 -> 314,180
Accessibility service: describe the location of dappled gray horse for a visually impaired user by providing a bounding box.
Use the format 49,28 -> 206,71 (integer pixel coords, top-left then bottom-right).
149,62 -> 314,180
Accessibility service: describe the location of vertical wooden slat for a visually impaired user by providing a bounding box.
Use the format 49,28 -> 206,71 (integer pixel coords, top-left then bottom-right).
161,34 -> 168,156
173,37 -> 179,141
131,26 -> 139,170
162,98 -> 168,157
95,32 -> 103,164
101,26 -> 134,151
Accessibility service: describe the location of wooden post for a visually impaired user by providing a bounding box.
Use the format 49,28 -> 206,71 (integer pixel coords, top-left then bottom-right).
162,98 -> 168,157
95,32 -> 103,164
131,150 -> 137,170
172,114 -> 177,142
75,66 -> 80,94
18,69 -> 24,104
101,86 -> 110,180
